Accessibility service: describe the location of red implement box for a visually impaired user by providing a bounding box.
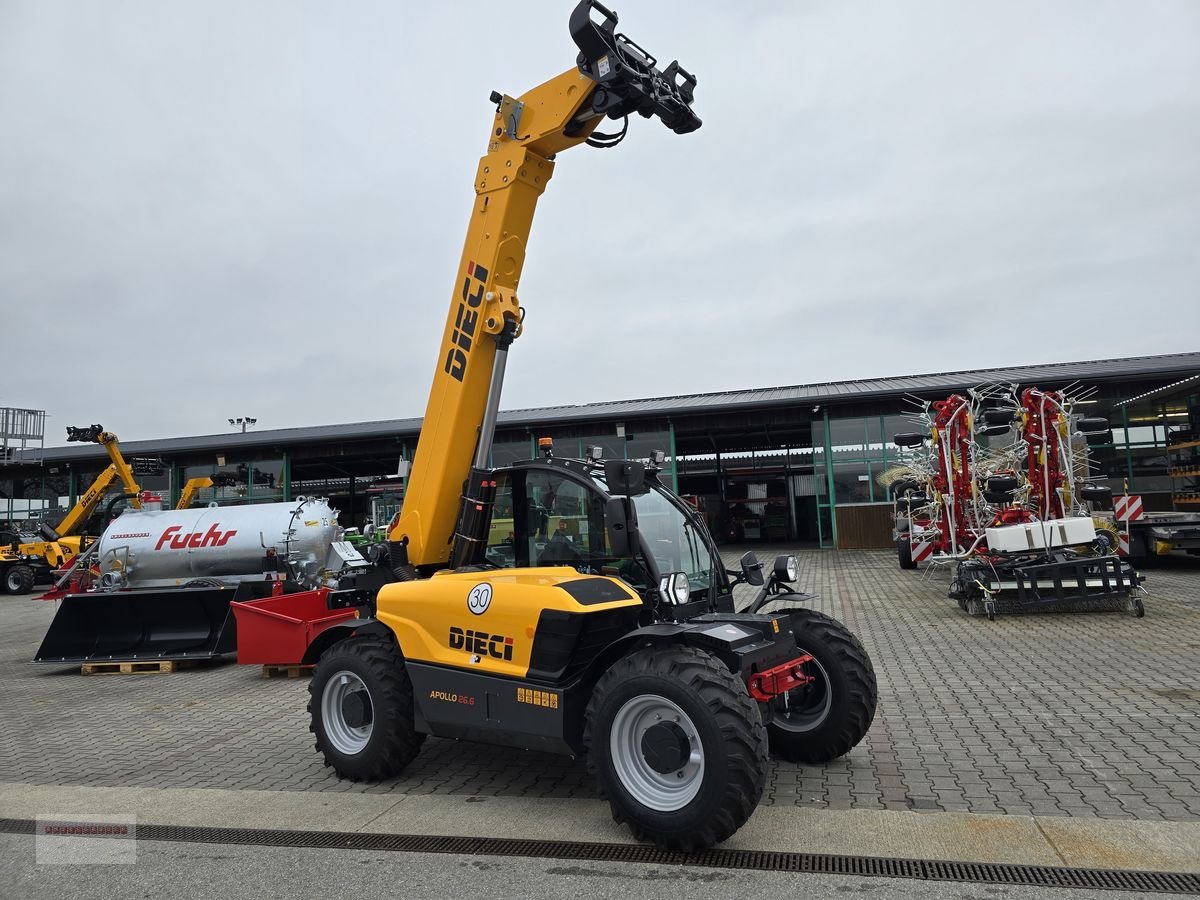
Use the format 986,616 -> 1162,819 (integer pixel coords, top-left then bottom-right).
231,589 -> 358,666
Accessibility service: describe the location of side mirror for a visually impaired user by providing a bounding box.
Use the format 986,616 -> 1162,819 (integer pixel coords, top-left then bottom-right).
740,550 -> 764,587
604,459 -> 649,496
893,433 -> 926,449
605,497 -> 639,557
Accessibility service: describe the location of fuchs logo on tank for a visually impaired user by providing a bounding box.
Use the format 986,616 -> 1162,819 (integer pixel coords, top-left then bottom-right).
154,524 -> 238,551
443,261 -> 489,382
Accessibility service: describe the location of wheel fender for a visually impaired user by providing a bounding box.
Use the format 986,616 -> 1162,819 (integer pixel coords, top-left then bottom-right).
579,623 -> 690,687
301,618 -> 397,664
581,614 -> 800,688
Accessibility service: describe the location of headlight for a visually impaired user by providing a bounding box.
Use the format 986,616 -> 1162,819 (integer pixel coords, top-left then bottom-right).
659,572 -> 690,605
773,555 -> 798,583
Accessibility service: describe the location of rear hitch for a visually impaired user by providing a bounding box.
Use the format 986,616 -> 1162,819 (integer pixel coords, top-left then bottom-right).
748,654 -> 815,703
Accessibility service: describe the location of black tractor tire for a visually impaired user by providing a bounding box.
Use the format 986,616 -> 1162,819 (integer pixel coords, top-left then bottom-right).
583,644 -> 768,851
3,565 -> 35,595
767,609 -> 877,764
897,539 -> 917,570
308,636 -> 425,781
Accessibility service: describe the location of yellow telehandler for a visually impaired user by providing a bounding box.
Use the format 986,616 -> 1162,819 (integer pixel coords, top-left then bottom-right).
301,1 -> 877,850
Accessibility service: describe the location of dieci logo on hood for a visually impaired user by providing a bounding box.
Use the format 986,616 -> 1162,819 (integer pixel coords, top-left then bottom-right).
448,627 -> 513,661
154,524 -> 238,551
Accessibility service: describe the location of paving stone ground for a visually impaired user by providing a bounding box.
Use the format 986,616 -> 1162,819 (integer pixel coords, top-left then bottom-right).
2,549 -> 1199,822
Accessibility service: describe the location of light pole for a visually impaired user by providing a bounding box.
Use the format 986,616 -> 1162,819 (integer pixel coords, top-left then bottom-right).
228,417 -> 258,434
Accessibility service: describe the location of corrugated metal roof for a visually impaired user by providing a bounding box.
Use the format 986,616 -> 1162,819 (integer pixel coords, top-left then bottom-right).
18,351 -> 1200,464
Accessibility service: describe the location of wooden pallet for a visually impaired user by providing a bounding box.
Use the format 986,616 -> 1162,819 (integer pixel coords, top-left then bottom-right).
261,664 -> 314,679
81,659 -> 194,676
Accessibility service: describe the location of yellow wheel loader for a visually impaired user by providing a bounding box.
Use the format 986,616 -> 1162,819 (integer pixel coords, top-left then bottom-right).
1,425 -> 145,594
3,424 -> 215,597
303,1 -> 877,850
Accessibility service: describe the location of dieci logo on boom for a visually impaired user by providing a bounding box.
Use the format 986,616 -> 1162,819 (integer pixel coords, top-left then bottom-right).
154,524 -> 238,551
443,260 -> 489,383
448,627 -> 513,660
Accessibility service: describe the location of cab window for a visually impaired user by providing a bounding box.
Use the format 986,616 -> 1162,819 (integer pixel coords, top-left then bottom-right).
525,472 -> 594,567
484,472 -> 518,568
480,470 -> 649,589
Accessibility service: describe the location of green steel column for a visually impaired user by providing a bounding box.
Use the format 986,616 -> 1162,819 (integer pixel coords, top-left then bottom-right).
1120,404 -> 1134,490
67,469 -> 78,507
880,414 -> 888,470
282,452 -> 292,502
823,408 -> 837,547
668,420 -> 679,493
169,464 -> 181,508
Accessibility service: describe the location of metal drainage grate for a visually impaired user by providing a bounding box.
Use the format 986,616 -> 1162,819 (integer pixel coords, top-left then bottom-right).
2,817 -> 1197,894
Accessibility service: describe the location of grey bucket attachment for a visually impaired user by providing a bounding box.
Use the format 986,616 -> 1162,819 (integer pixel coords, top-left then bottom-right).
34,584 -> 242,664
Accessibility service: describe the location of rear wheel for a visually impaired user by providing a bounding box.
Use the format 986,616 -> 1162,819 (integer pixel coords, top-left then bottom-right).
584,645 -> 768,851
308,636 -> 425,781
767,609 -> 877,764
897,538 -> 917,570
3,564 -> 35,594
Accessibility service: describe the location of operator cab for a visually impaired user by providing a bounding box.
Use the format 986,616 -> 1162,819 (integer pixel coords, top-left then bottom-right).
480,446 -> 734,619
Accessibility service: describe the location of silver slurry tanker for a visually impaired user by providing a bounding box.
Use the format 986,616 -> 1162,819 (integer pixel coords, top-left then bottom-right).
93,496 -> 366,590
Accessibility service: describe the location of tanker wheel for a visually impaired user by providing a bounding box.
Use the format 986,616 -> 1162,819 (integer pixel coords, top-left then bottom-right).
308,636 -> 425,781
767,609 -> 877,764
897,538 -> 917,570
583,645 -> 768,851
3,565 -> 35,595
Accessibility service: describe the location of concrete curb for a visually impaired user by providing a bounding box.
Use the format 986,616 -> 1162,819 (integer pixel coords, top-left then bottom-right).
3,782 -> 1198,873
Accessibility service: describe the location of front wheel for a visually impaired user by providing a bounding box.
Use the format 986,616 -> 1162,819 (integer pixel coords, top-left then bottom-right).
767,609 -> 877,763
897,539 -> 916,570
307,636 -> 425,781
584,645 -> 768,851
3,564 -> 35,595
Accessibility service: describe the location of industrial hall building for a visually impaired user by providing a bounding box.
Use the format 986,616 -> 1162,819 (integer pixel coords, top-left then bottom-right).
3,351 -> 1198,550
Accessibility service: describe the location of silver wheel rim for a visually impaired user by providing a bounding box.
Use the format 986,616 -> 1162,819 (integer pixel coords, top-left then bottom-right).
772,652 -> 833,734
609,695 -> 704,811
321,670 -> 373,755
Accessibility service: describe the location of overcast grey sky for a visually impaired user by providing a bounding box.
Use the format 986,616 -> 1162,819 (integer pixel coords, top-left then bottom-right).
2,1 -> 1197,444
